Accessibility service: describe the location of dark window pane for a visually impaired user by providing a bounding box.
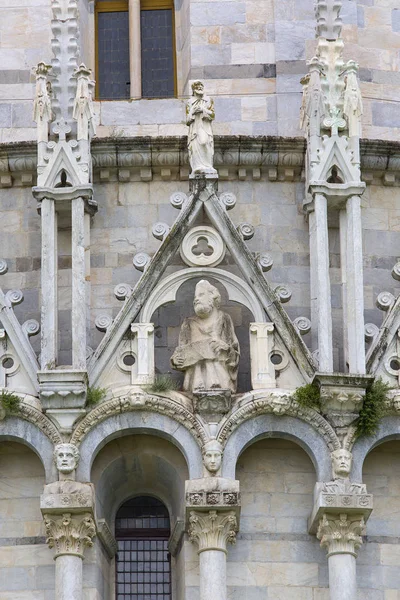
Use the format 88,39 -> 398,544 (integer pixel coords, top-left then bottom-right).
140,9 -> 174,98
98,11 -> 130,99
116,496 -> 171,599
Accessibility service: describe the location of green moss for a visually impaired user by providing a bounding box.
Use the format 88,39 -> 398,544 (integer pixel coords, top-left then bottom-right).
0,390 -> 20,414
292,383 -> 321,410
86,386 -> 107,407
355,378 -> 391,439
148,375 -> 179,394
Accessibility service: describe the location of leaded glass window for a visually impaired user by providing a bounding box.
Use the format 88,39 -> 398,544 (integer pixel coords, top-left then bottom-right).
96,1 -> 130,99
115,496 -> 171,600
140,8 -> 175,98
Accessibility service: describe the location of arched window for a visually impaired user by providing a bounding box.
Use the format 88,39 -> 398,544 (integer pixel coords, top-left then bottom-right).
115,496 -> 172,599
95,0 -> 176,100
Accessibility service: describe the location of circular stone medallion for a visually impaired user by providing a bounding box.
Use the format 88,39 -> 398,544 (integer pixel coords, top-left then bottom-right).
180,226 -> 225,267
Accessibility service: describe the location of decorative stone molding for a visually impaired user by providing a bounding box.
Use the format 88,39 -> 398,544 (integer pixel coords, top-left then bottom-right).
217,391 -> 340,451
168,519 -> 185,557
194,390 -> 232,420
97,518 -> 118,559
1,138 -> 400,188
18,402 -> 63,444
186,477 -> 240,517
43,512 -> 96,558
188,510 -> 237,554
317,514 -> 366,557
70,390 -> 207,446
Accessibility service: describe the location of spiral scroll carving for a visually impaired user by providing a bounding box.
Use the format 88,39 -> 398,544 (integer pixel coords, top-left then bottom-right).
22,319 -> 40,337
364,323 -> 379,343
95,315 -> 113,332
0,260 -> 8,275
133,253 -> 151,272
170,191 -> 188,209
219,192 -> 236,210
237,223 -> 255,240
6,289 -> 24,306
152,222 -> 170,241
114,283 -> 133,301
392,262 -> 400,282
275,285 -> 292,303
294,316 -> 311,335
258,253 -> 273,272
376,291 -> 395,311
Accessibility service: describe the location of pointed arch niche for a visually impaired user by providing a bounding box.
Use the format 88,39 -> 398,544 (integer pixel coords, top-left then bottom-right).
136,268 -> 268,393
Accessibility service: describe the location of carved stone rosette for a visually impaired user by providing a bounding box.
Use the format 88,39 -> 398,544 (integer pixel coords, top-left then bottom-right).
188,510 -> 237,554
317,513 -> 365,557
43,512 -> 96,558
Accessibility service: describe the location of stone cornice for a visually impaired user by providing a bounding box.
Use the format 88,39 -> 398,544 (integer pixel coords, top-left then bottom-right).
0,136 -> 399,187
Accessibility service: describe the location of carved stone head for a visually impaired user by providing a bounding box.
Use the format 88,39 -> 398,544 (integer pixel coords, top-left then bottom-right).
54,443 -> 80,475
194,280 -> 221,319
191,80 -> 204,97
203,439 -> 223,475
331,448 -> 352,479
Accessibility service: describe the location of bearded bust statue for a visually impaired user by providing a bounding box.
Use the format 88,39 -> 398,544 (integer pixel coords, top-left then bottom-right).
171,280 -> 240,394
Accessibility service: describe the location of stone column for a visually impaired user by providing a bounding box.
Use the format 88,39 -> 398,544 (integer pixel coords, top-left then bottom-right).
129,0 -> 141,98
249,323 -> 275,389
189,510 -> 237,600
130,323 -> 155,385
309,193 -> 333,371
72,197 -> 86,370
339,208 -> 348,370
41,197 -> 58,369
43,512 -> 96,600
345,195 -> 365,374
317,513 -> 365,600
41,479 -> 96,600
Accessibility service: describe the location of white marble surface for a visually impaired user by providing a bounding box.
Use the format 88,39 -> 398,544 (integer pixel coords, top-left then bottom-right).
200,549 -> 226,600
55,554 -> 83,600
328,553 -> 357,600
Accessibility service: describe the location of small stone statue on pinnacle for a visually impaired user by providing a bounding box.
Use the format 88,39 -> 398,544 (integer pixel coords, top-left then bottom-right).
186,80 -> 217,175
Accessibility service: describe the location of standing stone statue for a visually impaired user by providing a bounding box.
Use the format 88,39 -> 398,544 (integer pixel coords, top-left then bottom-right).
186,81 -> 217,175
171,280 -> 239,394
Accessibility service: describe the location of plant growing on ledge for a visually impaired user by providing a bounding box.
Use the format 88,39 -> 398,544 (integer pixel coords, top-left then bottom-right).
149,375 -> 179,394
355,378 -> 391,438
86,386 -> 107,407
292,383 -> 321,410
0,389 -> 20,415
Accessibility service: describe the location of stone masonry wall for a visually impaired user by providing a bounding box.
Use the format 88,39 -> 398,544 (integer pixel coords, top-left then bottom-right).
0,0 -> 400,141
0,441 -> 54,599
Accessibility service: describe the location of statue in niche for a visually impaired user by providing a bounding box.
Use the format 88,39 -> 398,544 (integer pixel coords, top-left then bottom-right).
321,449 -> 366,494
203,439 -> 223,475
171,280 -> 240,394
186,81 -> 217,175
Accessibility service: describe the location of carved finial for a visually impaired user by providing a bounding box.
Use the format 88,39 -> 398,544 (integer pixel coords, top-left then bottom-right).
33,62 -> 53,144
343,60 -> 363,138
73,63 -> 96,140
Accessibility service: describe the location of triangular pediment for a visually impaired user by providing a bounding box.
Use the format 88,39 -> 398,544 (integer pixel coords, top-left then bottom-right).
88,179 -> 316,388
38,141 -> 88,188
0,288 -> 39,394
310,135 -> 360,184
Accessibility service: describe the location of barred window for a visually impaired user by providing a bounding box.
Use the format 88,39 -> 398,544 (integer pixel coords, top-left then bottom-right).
115,496 -> 171,600
95,0 -> 176,100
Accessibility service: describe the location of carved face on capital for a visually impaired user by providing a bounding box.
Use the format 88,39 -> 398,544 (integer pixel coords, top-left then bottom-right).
203,440 -> 223,474
54,443 -> 79,474
331,449 -> 352,479
193,280 -> 221,319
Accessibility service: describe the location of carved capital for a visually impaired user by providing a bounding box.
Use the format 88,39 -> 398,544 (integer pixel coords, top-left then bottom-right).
317,513 -> 365,557
188,510 -> 237,554
43,512 -> 96,558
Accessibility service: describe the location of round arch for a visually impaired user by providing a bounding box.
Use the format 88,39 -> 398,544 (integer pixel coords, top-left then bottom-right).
76,410 -> 203,481
351,416 -> 400,481
221,413 -> 332,481
140,267 -> 266,323
0,416 -> 57,482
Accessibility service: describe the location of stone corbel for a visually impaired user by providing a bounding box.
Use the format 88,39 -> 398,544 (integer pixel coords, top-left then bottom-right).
313,372 -> 373,428
185,477 -> 241,525
249,322 -> 275,389
130,323 -> 155,385
38,370 -> 87,432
